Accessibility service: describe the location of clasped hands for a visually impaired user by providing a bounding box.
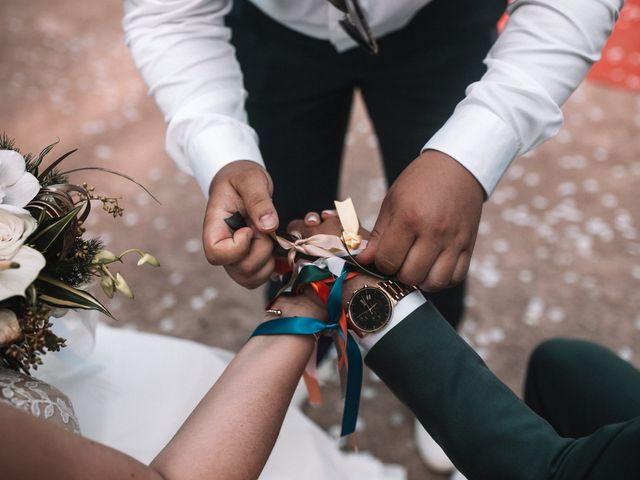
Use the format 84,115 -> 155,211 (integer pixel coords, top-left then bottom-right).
203,150 -> 484,292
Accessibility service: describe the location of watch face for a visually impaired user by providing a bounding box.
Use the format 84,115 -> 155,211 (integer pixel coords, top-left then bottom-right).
348,287 -> 392,333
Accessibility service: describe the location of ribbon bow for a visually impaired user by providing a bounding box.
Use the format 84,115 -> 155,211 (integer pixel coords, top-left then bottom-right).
274,234 -> 348,266
272,197 -> 364,267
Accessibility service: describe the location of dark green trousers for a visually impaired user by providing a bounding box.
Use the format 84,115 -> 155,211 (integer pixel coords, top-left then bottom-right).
227,0 -> 507,327
366,303 -> 640,479
525,338 -> 640,438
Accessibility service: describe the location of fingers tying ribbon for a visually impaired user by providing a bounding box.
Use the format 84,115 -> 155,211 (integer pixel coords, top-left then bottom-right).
225,197 -> 364,269
246,198 -> 369,441
274,233 -> 348,266
273,198 -> 364,266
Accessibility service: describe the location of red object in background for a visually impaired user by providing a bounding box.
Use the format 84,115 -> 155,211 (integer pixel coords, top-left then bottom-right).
498,0 -> 640,93
497,10 -> 509,33
588,0 -> 640,92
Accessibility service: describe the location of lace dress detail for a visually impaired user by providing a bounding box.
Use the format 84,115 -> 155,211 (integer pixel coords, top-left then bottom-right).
0,368 -> 80,434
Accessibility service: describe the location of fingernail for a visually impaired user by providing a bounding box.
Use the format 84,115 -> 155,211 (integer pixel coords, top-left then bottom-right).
259,213 -> 277,230
306,214 -> 319,224
290,230 -> 302,239
322,209 -> 337,216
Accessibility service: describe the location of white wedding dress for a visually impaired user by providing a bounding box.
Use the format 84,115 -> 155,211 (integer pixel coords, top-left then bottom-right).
28,311 -> 405,480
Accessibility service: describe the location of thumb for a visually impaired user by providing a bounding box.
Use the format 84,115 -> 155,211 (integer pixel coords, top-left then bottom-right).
232,167 -> 279,233
357,205 -> 391,265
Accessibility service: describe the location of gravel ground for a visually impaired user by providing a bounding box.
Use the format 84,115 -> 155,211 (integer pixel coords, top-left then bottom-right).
2,2 -> 640,479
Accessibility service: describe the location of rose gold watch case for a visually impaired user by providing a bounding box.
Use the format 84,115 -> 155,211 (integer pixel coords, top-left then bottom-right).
346,284 -> 393,335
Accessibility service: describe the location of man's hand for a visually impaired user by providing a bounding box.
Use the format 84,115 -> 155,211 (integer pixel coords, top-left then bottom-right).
203,160 -> 278,289
357,150 -> 484,292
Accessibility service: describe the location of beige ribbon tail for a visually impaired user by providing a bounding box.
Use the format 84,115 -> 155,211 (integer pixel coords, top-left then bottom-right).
334,198 -> 362,250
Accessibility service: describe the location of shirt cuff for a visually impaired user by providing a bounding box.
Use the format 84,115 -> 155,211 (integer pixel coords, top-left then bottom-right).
422,103 -> 521,197
359,290 -> 427,353
187,124 -> 265,196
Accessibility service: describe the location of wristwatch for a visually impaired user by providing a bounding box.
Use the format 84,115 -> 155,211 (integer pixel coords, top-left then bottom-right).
346,279 -> 417,336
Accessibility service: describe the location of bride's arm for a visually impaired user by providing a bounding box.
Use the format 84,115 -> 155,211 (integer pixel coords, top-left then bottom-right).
0,403 -> 162,479
0,293 -> 323,480
151,292 -> 322,480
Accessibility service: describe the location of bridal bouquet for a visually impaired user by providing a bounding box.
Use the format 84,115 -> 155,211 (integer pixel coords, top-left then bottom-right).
0,135 -> 158,373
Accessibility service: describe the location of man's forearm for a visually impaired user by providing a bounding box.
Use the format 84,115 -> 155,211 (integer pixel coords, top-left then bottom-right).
424,0 -> 623,196
365,304 -> 569,479
364,298 -> 640,478
123,0 -> 264,195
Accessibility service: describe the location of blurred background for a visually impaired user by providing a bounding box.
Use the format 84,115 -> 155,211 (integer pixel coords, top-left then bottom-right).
1,1 -> 639,478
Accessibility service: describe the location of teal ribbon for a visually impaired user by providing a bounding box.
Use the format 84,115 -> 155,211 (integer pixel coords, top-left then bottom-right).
326,268 -> 362,437
252,316 -> 338,337
250,264 -> 363,437
327,268 -> 347,324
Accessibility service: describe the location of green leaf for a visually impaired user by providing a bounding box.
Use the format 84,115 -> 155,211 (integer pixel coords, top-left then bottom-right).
28,205 -> 82,254
36,274 -> 113,319
29,140 -> 59,175
38,148 -> 78,181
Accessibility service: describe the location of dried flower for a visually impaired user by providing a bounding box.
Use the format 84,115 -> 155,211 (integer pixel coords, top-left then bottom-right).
93,249 -> 118,264
100,276 -> 115,298
114,273 -> 134,299
0,309 -> 23,347
137,252 -> 160,267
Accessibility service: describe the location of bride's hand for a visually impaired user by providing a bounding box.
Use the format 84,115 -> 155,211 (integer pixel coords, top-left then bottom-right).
286,210 -> 370,240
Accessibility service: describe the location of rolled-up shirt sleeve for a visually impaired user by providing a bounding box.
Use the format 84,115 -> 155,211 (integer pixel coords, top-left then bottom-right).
123,0 -> 264,195
423,0 -> 623,197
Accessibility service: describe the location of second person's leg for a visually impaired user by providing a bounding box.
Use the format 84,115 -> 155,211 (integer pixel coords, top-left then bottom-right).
525,338 -> 640,437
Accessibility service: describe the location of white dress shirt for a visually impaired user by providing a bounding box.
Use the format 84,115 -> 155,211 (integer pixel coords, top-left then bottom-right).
123,0 -> 622,196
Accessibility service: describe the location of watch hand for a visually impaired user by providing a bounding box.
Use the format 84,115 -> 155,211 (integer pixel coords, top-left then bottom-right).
359,303 -> 377,318
359,302 -> 376,315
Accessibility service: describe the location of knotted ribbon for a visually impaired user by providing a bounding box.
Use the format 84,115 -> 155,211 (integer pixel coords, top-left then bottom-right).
251,264 -> 363,437
249,198 -> 366,438
271,197 -> 364,268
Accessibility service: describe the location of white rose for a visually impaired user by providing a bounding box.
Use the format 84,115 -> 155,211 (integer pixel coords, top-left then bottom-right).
0,149 -> 40,208
0,205 -> 38,260
0,206 -> 45,301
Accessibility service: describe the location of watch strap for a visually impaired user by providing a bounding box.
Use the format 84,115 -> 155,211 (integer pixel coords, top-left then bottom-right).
377,279 -> 418,303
